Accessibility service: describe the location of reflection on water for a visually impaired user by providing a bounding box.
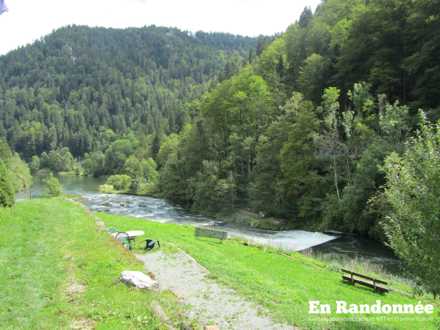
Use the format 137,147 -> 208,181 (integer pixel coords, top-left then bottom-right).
22,176 -> 400,270
17,175 -> 105,199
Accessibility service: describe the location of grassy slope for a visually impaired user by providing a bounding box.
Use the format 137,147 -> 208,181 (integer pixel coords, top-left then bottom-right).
100,212 -> 440,330
0,199 -> 188,329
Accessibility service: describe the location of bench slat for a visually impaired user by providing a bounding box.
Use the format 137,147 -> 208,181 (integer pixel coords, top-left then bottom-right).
342,275 -> 389,293
341,268 -> 388,285
195,227 -> 227,240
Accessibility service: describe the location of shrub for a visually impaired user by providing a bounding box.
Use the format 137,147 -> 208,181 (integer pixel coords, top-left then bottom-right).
44,173 -> 63,197
99,184 -> 115,194
105,175 -> 131,193
383,115 -> 440,298
0,161 -> 14,207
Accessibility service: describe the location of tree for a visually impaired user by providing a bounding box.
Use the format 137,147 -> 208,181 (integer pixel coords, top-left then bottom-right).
123,155 -> 144,191
0,25 -> 256,161
44,173 -> 63,197
122,156 -> 159,194
299,7 -> 313,28
279,93 -> 323,222
157,124 -> 201,205
336,0 -> 413,103
404,0 -> 440,109
104,175 -> 132,193
141,158 -> 159,184
7,154 -> 32,195
254,37 -> 289,105
104,138 -> 137,174
83,151 -> 106,177
157,133 -> 180,168
0,139 -> 31,203
382,113 -> 440,297
201,68 -> 274,202
298,53 -> 331,103
192,161 -> 236,214
40,147 -> 76,173
30,155 -> 40,174
158,150 -> 191,204
250,93 -> 324,221
320,84 -> 411,237
316,87 -> 345,201
0,161 -> 14,207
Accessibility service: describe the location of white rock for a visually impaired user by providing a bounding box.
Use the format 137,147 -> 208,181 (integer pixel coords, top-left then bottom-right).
120,271 -> 158,290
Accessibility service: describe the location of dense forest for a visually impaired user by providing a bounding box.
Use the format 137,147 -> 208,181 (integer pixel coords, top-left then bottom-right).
154,0 -> 440,295
157,0 -> 440,234
1,0 -> 440,296
0,25 -> 258,160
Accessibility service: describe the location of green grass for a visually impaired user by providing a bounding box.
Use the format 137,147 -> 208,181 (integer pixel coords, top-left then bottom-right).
100,212 -> 440,330
1,199 -> 438,330
0,199 -> 190,329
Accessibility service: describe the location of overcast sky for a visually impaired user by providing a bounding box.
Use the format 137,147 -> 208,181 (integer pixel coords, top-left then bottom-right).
0,0 -> 321,55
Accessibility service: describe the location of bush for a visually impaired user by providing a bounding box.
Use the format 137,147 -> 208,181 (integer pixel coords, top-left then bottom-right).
8,154 -> 32,194
99,184 -> 115,194
83,151 -> 105,177
122,156 -> 159,194
0,161 -> 14,207
383,115 -> 440,298
44,173 -> 63,197
30,155 -> 40,174
40,148 -> 77,173
136,182 -> 156,195
105,175 -> 131,193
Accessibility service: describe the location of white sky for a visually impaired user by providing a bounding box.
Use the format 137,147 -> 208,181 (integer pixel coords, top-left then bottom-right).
0,0 -> 321,55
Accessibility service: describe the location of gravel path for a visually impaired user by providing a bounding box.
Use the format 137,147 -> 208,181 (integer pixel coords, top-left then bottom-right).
136,251 -> 296,330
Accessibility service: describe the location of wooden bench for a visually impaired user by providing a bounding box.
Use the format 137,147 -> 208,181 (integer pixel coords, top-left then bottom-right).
195,227 -> 227,241
341,269 -> 389,294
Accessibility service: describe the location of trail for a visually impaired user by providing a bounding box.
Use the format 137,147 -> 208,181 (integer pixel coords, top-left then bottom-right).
136,251 -> 296,330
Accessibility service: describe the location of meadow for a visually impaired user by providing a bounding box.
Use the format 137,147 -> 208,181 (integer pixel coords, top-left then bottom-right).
0,198 -> 438,329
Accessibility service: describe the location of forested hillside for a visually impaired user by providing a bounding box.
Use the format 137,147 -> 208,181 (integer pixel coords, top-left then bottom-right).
153,0 -> 440,295
284,0 -> 440,110
156,0 -> 440,239
0,25 -> 257,159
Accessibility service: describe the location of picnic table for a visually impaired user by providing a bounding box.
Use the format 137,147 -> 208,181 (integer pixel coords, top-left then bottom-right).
115,230 -> 145,250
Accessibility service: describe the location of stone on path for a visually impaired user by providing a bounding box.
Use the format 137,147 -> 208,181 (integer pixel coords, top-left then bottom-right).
120,270 -> 158,290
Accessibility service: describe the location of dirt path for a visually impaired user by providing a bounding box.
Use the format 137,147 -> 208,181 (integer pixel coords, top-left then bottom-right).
136,251 -> 296,330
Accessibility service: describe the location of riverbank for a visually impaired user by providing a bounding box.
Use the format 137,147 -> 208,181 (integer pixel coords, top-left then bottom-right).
82,188 -> 400,272
3,198 -> 438,329
21,176 -> 404,270
0,198 -> 190,329
100,210 -> 439,329
29,174 -> 371,236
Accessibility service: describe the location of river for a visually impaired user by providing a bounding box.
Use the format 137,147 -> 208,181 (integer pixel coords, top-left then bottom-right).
22,175 -> 402,274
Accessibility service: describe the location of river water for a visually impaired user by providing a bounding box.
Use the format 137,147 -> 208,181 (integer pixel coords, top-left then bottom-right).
23,175 -> 402,274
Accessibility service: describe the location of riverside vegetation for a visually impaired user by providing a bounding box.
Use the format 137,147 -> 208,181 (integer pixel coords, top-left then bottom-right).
0,198 -> 437,329
0,199 -> 192,329
1,0 -> 440,324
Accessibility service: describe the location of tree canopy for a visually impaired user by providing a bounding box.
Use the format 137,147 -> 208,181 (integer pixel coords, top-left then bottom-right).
0,25 -> 257,161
